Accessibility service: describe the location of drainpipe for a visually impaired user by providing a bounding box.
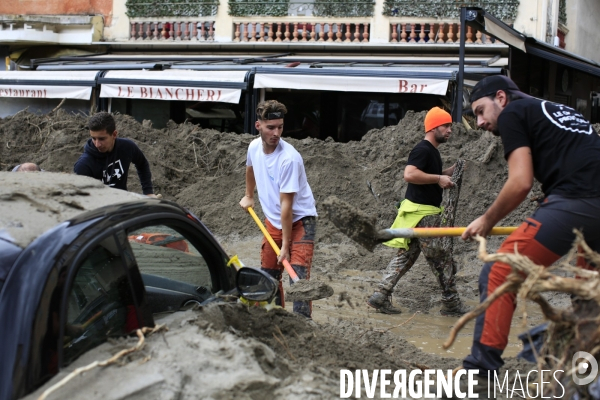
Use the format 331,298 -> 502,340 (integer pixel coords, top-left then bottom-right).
453,7 -> 467,122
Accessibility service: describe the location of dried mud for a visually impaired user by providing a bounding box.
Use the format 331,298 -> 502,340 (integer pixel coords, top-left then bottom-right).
2,110 -> 577,399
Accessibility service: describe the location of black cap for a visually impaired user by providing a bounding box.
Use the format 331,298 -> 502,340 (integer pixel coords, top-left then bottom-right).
469,75 -> 531,103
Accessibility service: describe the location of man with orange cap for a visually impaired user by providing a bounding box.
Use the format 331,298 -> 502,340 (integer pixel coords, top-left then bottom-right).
367,106 -> 469,316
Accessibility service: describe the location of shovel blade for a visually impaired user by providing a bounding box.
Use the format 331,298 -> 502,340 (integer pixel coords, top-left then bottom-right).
286,279 -> 334,302
322,196 -> 381,252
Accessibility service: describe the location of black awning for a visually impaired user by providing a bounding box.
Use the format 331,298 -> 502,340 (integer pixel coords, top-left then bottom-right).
464,7 -> 600,79
524,42 -> 600,78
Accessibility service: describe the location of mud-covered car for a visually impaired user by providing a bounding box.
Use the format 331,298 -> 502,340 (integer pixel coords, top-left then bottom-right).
0,172 -> 276,400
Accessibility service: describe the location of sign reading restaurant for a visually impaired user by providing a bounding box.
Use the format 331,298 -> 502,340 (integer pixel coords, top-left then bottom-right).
0,86 -> 92,99
100,84 -> 242,104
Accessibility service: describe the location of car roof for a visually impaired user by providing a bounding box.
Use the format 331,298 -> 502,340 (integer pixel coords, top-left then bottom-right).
0,171 -> 147,249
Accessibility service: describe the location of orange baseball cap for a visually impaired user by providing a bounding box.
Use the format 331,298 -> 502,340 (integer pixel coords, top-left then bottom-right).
424,107 -> 452,132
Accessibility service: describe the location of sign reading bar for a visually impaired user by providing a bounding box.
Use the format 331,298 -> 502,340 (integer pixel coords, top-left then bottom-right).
0,85 -> 92,99
100,84 -> 242,104
254,74 -> 449,95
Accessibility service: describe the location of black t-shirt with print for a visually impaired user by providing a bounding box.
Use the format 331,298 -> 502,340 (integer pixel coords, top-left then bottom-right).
498,98 -> 600,197
405,140 -> 443,207
74,138 -> 154,194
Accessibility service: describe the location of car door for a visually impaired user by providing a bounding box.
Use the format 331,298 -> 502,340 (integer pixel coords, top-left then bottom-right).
59,233 -> 142,368
29,206 -> 235,388
122,218 -> 232,314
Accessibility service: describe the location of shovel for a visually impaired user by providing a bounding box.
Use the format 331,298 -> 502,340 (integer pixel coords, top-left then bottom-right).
322,196 -> 517,252
247,207 -> 333,302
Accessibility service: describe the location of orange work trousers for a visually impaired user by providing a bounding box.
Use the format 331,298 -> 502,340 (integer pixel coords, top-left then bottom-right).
261,216 -> 316,318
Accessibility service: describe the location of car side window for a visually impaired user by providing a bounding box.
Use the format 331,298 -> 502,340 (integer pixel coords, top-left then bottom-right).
127,225 -> 213,313
62,235 -> 139,366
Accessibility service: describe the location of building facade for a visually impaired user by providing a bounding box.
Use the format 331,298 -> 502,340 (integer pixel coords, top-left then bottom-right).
1,0 -> 599,135
1,0 -> 591,55
1,1 -> 527,48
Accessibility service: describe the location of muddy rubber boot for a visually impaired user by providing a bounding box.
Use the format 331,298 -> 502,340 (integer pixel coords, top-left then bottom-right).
440,299 -> 471,317
367,291 -> 402,314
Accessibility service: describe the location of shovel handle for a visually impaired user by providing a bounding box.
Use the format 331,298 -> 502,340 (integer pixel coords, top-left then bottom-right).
379,226 -> 518,240
247,207 -> 300,283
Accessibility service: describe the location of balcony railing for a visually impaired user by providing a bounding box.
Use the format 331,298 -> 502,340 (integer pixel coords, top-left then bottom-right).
129,20 -> 216,41
389,22 -> 495,44
233,21 -> 369,42
127,18 -> 498,45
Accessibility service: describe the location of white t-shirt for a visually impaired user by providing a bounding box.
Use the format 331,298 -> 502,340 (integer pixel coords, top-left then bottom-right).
246,137 -> 317,229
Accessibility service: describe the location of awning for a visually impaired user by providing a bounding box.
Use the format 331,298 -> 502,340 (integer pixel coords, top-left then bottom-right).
0,70 -> 99,100
99,70 -> 248,104
253,69 -> 452,95
465,8 -> 600,79
524,42 -> 600,78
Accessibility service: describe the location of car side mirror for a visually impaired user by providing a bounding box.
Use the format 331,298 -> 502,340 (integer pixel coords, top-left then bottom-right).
236,267 -> 278,302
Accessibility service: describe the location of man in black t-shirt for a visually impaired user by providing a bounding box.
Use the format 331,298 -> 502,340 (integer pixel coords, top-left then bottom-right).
74,112 -> 157,197
367,107 -> 469,316
461,75 -> 600,380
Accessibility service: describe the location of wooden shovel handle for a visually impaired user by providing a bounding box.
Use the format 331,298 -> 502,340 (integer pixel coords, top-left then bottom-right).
247,207 -> 300,282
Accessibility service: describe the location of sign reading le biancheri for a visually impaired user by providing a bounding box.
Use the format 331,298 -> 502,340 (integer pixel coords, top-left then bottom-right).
99,84 -> 242,104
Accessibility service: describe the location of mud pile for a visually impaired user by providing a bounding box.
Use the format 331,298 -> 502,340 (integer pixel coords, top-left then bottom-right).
0,109 -> 540,307
0,108 -> 538,246
23,303 -> 533,400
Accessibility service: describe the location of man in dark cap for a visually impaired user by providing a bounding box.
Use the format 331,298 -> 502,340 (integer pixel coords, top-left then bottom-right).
459,75 -> 600,386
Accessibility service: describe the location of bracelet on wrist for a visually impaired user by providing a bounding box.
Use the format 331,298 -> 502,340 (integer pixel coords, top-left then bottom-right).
437,175 -> 441,183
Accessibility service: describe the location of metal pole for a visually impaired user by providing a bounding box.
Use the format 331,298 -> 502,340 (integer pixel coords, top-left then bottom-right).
454,7 -> 467,122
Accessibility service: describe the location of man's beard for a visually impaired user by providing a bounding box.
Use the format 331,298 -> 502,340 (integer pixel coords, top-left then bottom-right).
434,133 -> 448,143
491,128 -> 501,136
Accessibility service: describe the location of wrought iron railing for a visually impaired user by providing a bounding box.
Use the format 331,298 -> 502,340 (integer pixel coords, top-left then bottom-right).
310,0 -> 375,17
229,0 -> 290,16
125,0 -> 219,18
229,0 -> 374,17
383,0 -> 519,20
558,0 -> 566,25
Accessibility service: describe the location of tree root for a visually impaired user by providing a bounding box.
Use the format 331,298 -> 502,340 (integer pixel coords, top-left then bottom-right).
37,325 -> 167,400
443,230 -> 600,398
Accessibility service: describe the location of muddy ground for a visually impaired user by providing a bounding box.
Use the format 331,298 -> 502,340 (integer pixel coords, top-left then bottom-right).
3,110 -> 592,399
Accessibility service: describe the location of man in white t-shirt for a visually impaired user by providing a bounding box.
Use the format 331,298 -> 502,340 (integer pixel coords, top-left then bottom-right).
239,100 -> 317,318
